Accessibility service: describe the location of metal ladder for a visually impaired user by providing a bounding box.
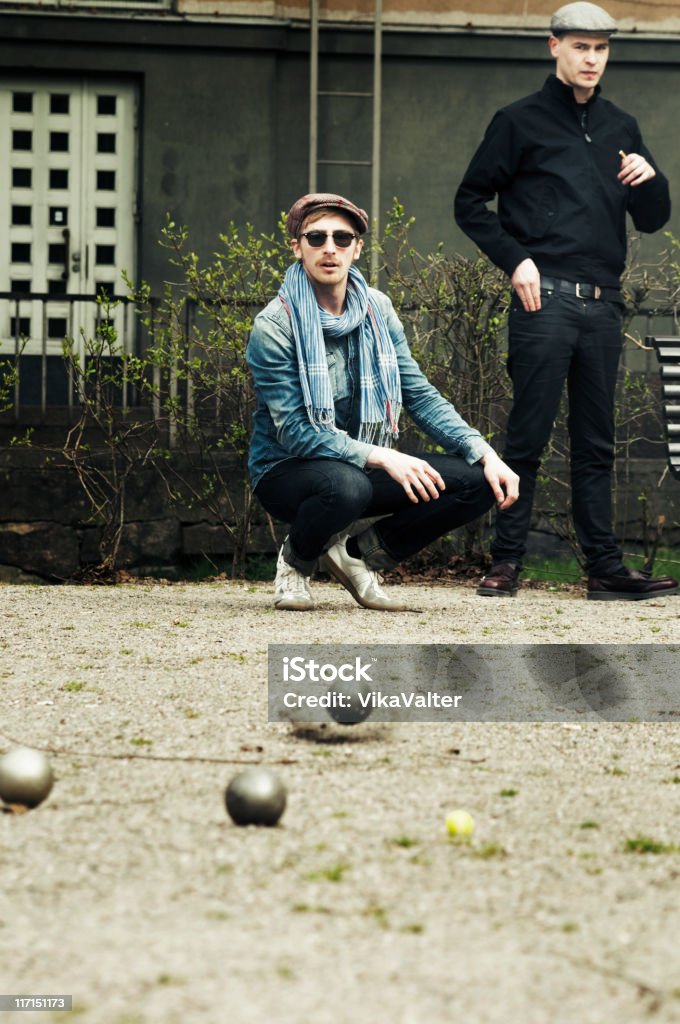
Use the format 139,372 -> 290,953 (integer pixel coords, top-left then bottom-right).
308,0 -> 382,281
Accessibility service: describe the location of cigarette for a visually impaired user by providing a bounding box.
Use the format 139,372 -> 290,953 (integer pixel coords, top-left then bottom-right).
619,149 -> 627,158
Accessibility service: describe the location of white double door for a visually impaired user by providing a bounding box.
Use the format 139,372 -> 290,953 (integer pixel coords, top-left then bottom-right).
0,76 -> 138,369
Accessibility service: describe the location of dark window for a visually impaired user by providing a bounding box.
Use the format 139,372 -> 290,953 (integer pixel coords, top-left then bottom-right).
12,130 -> 32,151
11,242 -> 31,263
12,92 -> 33,113
50,132 -> 69,152
49,207 -> 68,227
96,208 -> 116,228
10,317 -> 31,337
96,282 -> 115,299
11,205 -> 31,226
95,245 -> 115,265
48,279 -> 67,296
48,243 -> 66,264
12,168 -> 32,188
10,280 -> 31,295
48,318 -> 68,339
97,133 -> 116,154
16,354 -> 70,406
49,169 -> 69,189
97,95 -> 117,116
96,170 -> 116,191
50,93 -> 70,115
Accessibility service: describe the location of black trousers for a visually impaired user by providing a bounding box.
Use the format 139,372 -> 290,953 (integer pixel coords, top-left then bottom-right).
255,453 -> 495,574
491,288 -> 624,577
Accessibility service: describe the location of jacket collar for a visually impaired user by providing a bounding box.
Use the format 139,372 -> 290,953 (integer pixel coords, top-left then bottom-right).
543,73 -> 601,108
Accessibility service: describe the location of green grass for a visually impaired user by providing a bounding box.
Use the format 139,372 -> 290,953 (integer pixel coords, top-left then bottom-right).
305,862 -> 350,883
523,548 -> 679,583
145,547 -> 680,586
391,835 -> 419,848
624,835 -> 679,855
177,554 -> 278,582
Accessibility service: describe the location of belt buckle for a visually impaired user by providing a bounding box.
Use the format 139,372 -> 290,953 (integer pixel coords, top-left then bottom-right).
576,282 -> 601,300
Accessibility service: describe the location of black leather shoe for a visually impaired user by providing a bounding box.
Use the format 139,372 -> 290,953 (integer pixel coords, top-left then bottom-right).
477,561 -> 521,597
587,568 -> 679,601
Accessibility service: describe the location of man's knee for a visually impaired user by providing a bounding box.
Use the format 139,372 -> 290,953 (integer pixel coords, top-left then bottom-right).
324,462 -> 373,517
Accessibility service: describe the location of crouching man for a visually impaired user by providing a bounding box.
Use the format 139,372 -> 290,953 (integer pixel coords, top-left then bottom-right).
246,192 -> 519,611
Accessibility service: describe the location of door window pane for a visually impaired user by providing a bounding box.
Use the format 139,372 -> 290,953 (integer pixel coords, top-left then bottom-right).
97,170 -> 116,190
12,168 -> 32,188
10,317 -> 31,336
10,280 -> 31,294
12,92 -> 33,113
97,133 -> 116,154
48,279 -> 67,296
12,130 -> 32,151
95,245 -> 116,265
48,318 -> 68,339
50,94 -> 70,115
96,208 -> 116,228
48,243 -> 66,264
50,132 -> 69,152
97,95 -> 117,116
11,242 -> 31,263
11,205 -> 32,226
49,169 -> 69,189
49,207 -> 69,226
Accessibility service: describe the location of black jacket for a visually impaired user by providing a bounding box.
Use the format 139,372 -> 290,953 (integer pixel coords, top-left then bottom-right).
454,75 -> 671,288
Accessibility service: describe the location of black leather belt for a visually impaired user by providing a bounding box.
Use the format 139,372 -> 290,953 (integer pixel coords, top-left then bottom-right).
540,276 -> 620,302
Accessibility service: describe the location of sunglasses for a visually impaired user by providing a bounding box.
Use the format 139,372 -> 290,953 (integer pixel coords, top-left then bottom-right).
299,230 -> 358,248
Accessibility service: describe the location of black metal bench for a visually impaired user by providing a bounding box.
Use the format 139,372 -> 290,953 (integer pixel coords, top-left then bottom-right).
649,335 -> 680,478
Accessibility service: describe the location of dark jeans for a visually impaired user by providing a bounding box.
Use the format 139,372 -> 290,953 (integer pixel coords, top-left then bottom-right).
491,288 -> 624,577
255,453 -> 495,574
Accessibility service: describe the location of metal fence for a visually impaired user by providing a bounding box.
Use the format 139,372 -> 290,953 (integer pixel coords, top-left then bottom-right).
0,290 -> 142,421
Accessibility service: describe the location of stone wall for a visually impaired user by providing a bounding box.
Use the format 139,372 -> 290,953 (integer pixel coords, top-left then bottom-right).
0,449 -> 276,582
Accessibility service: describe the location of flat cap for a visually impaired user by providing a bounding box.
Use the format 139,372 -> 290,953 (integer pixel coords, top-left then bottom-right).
551,2 -> 618,35
286,193 -> 369,238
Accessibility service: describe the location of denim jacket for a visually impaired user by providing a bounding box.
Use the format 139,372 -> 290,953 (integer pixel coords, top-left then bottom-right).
246,287 -> 493,489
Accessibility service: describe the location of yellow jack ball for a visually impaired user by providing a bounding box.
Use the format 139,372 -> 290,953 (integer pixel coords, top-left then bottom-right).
446,808 -> 474,838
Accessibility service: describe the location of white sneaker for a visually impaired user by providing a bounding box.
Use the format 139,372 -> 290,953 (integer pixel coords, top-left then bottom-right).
274,544 -> 314,611
321,537 -> 405,612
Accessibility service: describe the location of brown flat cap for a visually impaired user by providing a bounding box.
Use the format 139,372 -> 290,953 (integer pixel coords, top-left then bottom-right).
286,193 -> 369,238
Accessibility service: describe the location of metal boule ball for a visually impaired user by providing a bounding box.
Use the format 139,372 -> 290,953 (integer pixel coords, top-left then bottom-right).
225,767 -> 287,826
326,678 -> 373,726
0,747 -> 54,809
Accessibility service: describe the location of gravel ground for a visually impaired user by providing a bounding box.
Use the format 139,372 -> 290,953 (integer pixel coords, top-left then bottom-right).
1,578 -> 680,1024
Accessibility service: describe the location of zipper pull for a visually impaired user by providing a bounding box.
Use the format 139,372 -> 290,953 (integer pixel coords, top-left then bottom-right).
580,110 -> 592,143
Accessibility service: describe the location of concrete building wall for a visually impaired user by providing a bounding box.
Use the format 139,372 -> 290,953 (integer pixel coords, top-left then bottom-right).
2,12 -> 678,290
175,0 -> 680,35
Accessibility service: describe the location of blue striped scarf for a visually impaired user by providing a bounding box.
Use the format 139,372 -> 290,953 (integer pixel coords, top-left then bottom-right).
279,261 -> 402,446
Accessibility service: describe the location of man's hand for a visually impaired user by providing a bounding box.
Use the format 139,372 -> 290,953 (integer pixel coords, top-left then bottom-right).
618,152 -> 656,188
366,448 -> 445,504
479,451 -> 519,510
511,258 -> 542,313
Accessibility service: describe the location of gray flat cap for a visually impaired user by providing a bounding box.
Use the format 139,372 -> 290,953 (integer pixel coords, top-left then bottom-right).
551,2 -> 618,36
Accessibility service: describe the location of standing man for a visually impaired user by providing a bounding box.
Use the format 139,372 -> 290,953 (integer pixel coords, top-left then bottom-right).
455,1 -> 678,601
247,192 -> 518,611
